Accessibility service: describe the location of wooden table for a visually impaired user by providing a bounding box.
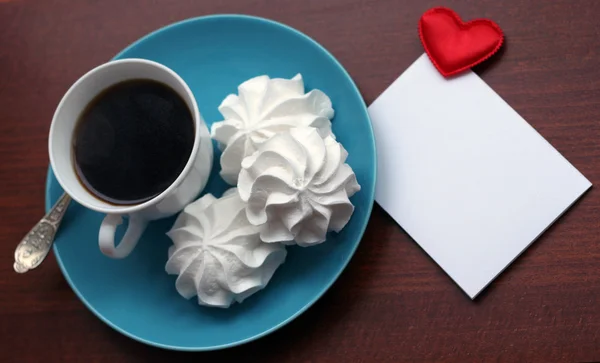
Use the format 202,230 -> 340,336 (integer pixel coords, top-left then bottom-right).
2,0 -> 599,361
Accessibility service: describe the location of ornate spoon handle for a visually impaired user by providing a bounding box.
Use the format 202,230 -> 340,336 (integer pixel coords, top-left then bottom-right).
14,193 -> 71,273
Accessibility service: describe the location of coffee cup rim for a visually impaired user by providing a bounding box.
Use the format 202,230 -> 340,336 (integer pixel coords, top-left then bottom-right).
48,58 -> 202,214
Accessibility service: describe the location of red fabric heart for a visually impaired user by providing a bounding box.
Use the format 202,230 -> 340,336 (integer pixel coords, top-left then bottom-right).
419,7 -> 504,77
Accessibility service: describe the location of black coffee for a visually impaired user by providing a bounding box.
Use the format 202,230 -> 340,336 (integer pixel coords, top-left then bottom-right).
73,79 -> 195,205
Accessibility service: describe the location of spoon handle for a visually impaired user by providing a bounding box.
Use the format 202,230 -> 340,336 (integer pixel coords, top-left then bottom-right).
14,193 -> 72,273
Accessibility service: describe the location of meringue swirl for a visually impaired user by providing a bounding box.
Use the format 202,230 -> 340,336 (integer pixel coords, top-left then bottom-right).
165,189 -> 287,308
211,74 -> 334,185
238,127 -> 360,246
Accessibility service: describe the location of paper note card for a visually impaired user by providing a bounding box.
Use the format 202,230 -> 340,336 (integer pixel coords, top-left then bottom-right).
369,54 -> 591,298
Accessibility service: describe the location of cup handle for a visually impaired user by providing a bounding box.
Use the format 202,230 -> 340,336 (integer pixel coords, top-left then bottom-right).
98,214 -> 148,258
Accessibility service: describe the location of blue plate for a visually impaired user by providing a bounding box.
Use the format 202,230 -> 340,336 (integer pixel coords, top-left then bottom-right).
47,14 -> 376,351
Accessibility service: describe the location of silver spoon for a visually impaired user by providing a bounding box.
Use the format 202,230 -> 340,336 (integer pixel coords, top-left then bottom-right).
14,193 -> 71,273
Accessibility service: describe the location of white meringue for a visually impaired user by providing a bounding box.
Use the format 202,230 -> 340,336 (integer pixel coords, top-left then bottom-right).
238,127 -> 361,247
211,74 -> 335,185
165,189 -> 287,308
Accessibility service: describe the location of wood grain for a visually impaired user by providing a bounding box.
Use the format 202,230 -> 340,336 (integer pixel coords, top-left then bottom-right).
1,0 -> 600,362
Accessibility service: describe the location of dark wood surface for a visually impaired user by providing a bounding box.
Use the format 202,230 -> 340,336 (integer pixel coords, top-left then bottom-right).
2,0 -> 600,362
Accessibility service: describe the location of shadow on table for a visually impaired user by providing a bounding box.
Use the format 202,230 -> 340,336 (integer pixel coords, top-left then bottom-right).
472,38 -> 507,76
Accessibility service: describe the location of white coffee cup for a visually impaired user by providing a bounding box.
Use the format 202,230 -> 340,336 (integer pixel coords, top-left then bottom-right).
48,59 -> 213,259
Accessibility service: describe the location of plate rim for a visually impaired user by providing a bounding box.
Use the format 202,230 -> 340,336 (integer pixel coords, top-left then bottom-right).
48,13 -> 377,351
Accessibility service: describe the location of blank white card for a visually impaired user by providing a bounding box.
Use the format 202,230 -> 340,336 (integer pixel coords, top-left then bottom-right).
369,54 -> 591,298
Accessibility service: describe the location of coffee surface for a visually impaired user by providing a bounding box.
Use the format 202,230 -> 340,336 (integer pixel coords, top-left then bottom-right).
73,79 -> 195,205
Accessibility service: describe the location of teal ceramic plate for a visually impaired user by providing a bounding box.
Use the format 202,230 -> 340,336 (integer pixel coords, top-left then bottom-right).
47,14 -> 376,351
